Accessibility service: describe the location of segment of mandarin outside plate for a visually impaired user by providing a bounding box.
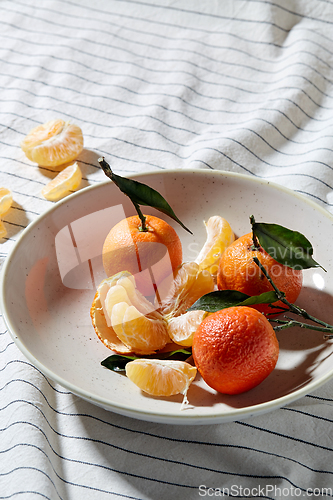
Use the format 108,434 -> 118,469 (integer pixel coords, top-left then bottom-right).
0,187 -> 13,239
41,162 -> 82,201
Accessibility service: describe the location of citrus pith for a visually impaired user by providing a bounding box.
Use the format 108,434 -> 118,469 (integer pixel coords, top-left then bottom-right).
21,119 -> 84,167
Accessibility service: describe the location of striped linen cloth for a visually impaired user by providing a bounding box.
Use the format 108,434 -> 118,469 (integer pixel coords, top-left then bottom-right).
1,1 -> 333,498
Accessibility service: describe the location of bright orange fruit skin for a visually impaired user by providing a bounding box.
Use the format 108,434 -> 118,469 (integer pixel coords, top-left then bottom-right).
217,232 -> 303,317
102,215 -> 183,296
192,306 -> 279,395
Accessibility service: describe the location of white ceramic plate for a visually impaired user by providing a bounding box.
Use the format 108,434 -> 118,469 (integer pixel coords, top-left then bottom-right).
1,169 -> 333,425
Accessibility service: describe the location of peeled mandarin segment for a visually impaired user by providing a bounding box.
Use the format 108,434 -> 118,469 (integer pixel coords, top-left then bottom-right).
118,305 -> 170,354
0,220 -> 7,239
157,262 -> 214,317
41,162 -> 82,201
179,269 -> 214,314
0,188 -> 13,216
90,272 -> 135,354
116,275 -> 158,317
21,119 -> 84,167
104,285 -> 131,323
195,216 -> 235,275
157,262 -> 201,314
125,359 -> 197,398
167,310 -> 207,347
92,272 -> 169,355
111,301 -> 130,335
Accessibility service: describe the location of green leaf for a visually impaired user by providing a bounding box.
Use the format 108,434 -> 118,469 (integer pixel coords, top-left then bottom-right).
101,349 -> 192,372
101,354 -> 137,372
99,157 -> 192,234
251,216 -> 324,271
188,290 -> 279,313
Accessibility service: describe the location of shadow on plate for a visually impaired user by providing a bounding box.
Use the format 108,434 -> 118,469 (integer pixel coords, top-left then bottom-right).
160,285 -> 333,410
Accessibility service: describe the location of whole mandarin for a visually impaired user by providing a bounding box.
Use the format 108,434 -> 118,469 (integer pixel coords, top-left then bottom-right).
102,215 -> 182,296
217,232 -> 303,316
192,306 -> 279,395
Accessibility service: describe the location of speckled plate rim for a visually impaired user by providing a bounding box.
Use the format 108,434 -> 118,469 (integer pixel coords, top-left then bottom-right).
1,169 -> 333,425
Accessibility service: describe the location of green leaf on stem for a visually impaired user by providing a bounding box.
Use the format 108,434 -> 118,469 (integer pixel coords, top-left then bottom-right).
250,216 -> 324,270
188,289 -> 279,313
101,354 -> 137,372
101,348 -> 192,372
98,157 -> 192,234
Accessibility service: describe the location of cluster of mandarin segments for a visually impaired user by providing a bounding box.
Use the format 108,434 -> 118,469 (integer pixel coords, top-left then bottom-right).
0,187 -> 13,238
20,119 -> 84,201
91,215 -> 237,400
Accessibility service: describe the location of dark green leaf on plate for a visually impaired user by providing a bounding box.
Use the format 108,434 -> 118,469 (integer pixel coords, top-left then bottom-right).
101,349 -> 192,372
251,217 -> 324,270
188,289 -> 279,313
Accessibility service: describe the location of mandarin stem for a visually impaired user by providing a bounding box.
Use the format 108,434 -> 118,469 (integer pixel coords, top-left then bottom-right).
273,318 -> 333,337
250,215 -> 260,249
98,157 -> 148,231
133,202 -> 147,231
253,256 -> 333,337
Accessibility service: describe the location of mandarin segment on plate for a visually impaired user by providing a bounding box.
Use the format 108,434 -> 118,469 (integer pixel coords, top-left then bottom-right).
41,162 -> 82,201
20,119 -> 84,167
91,272 -> 135,354
125,358 -> 197,402
91,271 -> 170,355
195,215 -> 235,277
156,261 -> 214,318
166,309 -> 207,347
